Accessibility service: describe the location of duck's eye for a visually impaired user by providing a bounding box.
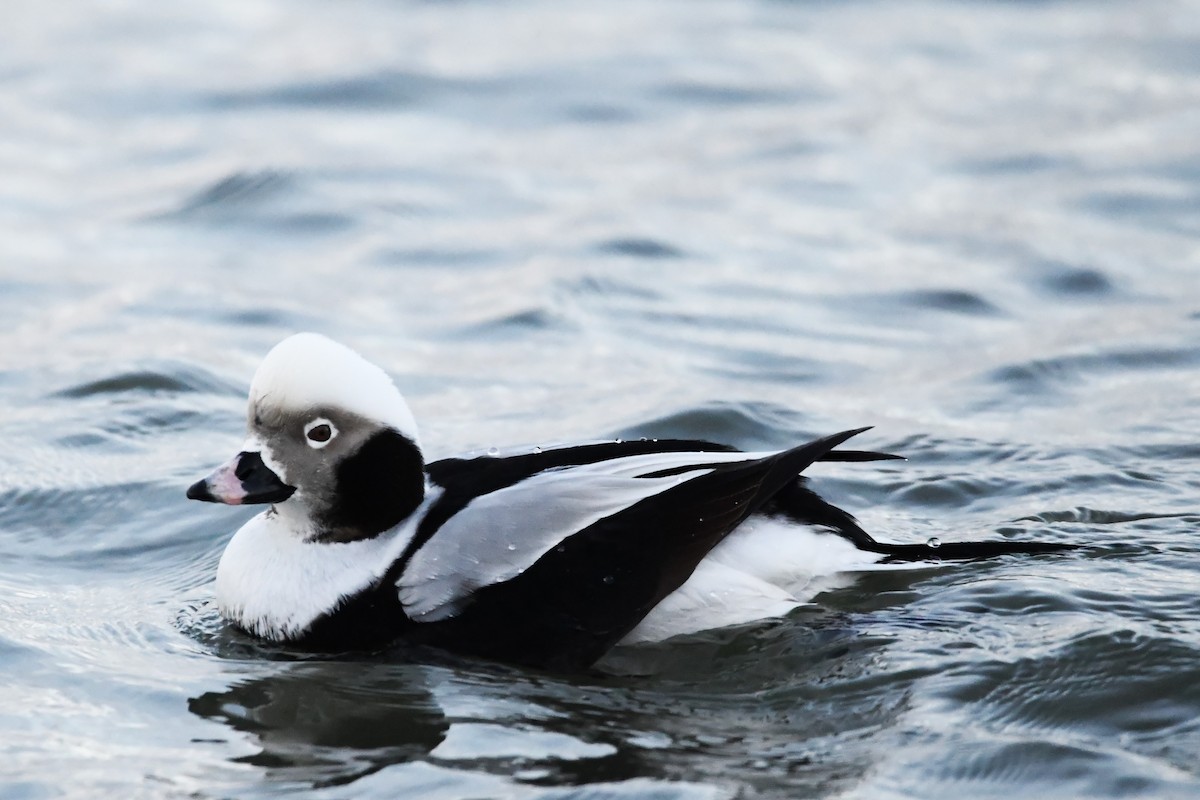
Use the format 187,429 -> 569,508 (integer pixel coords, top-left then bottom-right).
304,418 -> 337,449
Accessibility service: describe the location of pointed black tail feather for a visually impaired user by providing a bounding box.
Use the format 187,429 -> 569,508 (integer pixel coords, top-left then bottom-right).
768,480 -> 1075,561
819,449 -> 905,463
745,427 -> 879,516
869,538 -> 1075,562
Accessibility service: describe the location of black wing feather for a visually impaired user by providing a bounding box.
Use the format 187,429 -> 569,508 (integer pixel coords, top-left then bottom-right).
407,428 -> 874,669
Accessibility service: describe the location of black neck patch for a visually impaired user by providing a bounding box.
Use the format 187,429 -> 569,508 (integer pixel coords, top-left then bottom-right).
318,429 -> 425,542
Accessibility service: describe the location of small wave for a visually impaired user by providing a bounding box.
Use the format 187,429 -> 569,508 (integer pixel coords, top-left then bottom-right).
53,362 -> 241,399
953,152 -> 1079,175
656,80 -> 819,107
937,629 -> 1200,740
153,169 -> 354,234
887,474 -> 1020,508
1034,265 -> 1115,298
563,274 -> 665,302
898,289 -> 1006,317
371,246 -> 502,269
593,237 -> 686,259
435,307 -> 573,342
1078,190 -> 1200,235
205,70 -> 506,111
929,739 -> 1145,797
986,346 -> 1200,395
850,289 -> 1006,318
614,401 -> 810,450
170,170 -> 294,214
1018,507 -> 1190,525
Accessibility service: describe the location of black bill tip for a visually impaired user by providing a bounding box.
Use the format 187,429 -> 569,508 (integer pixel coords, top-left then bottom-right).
186,478 -> 214,502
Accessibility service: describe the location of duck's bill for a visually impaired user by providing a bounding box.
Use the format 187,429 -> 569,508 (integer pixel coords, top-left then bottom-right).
186,451 -> 296,505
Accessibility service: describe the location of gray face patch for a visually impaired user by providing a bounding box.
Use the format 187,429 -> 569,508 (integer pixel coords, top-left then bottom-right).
249,401 -> 386,531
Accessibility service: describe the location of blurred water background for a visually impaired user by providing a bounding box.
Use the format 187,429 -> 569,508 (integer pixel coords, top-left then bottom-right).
2,0 -> 1200,797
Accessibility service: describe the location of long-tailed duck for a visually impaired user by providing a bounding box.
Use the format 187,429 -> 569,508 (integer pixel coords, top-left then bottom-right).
187,333 -> 1069,670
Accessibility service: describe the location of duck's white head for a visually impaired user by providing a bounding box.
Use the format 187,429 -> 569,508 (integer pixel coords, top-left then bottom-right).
188,333 -> 426,542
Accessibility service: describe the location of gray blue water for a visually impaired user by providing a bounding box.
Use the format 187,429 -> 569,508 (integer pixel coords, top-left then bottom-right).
3,0 -> 1200,797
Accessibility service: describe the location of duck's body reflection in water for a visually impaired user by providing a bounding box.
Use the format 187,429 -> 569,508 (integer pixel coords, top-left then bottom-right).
187,615 -> 907,797
190,659 -> 446,787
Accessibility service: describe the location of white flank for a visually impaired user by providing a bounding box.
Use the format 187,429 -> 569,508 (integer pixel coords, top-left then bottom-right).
619,516 -> 887,645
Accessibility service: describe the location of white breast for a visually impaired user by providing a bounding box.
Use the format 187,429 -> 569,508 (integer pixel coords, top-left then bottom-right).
215,495 -> 434,640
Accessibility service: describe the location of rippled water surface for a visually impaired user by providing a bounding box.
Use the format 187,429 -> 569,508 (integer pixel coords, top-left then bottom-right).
3,0 -> 1200,797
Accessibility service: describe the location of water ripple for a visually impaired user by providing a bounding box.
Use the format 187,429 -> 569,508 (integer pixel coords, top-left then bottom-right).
156,169 -> 354,233
613,401 -> 809,450
939,630 -> 1200,743
53,362 -> 241,398
1035,265 -> 1116,298
593,237 -> 686,259
4,0 -> 1200,797
986,346 -> 1200,395
170,170 -> 294,214
206,71 -> 507,111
